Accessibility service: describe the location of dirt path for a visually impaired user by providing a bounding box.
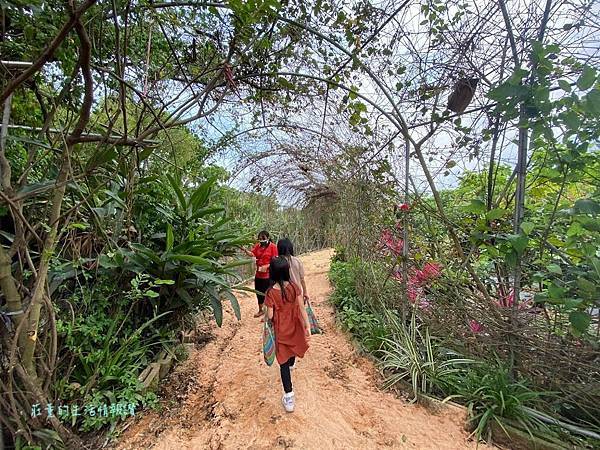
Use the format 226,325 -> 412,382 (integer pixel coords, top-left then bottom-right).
113,249 -> 488,450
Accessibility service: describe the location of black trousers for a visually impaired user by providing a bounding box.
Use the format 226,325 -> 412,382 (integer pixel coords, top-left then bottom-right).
280,356 -> 296,393
254,277 -> 270,306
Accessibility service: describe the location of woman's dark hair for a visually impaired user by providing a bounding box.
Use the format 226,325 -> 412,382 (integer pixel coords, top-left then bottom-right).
258,230 -> 270,241
277,238 -> 294,257
268,256 -> 293,302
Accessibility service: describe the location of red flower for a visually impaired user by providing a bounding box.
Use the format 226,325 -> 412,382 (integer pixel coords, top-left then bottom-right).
399,203 -> 410,211
410,262 -> 442,286
379,228 -> 404,256
469,320 -> 483,334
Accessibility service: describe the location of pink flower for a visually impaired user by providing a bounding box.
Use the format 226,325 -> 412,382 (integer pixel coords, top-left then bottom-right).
496,289 -> 515,308
407,285 -> 423,303
418,299 -> 431,310
422,262 -> 442,279
495,290 -> 531,310
410,262 -> 442,286
379,228 -> 404,256
469,320 -> 483,334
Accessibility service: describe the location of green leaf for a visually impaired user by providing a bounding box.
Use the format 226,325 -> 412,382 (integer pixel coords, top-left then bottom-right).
189,177 -> 216,211
221,258 -> 253,269
137,147 -> 153,163
170,254 -> 214,266
222,290 -> 241,320
166,224 -> 174,251
16,180 -> 57,197
154,279 -> 175,285
574,198 -> 600,215
547,283 -> 566,299
505,250 -> 518,268
486,208 -> 508,221
581,218 -> 600,232
569,311 -> 591,334
585,89 -> 600,114
167,174 -> 187,212
576,277 -> 596,295
86,147 -> 117,170
520,221 -> 535,235
558,80 -> 571,92
577,65 -> 596,90
208,288 -> 223,327
547,264 -> 562,275
562,111 -> 581,130
465,199 -> 487,215
591,257 -> 600,278
507,234 -> 529,256
176,288 -> 194,306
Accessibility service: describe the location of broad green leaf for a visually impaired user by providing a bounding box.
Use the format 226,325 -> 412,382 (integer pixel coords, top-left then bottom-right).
581,219 -> 600,232
505,250 -> 518,268
169,254 -> 214,266
547,264 -> 562,275
576,277 -> 596,294
137,147 -> 153,162
222,290 -> 241,320
574,198 -> 600,215
465,199 -> 487,214
167,174 -> 187,211
221,258 -> 253,269
103,190 -> 126,208
547,237 -> 565,247
189,176 -> 217,211
577,65 -> 596,90
562,111 -> 580,130
507,234 -> 529,256
590,258 -> 600,278
190,207 -> 225,221
486,208 -> 508,221
569,311 -> 591,334
208,288 -> 223,327
557,80 -> 571,92
87,147 -> 117,170
585,89 -> 600,114
166,224 -> 174,251
520,221 -> 535,235
16,180 -> 56,197
176,288 -> 194,306
547,283 -> 566,299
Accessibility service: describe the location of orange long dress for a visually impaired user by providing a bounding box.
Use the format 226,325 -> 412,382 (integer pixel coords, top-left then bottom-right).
264,282 -> 309,365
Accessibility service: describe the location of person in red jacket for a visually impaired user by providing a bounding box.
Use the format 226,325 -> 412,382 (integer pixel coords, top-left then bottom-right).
244,230 -> 278,317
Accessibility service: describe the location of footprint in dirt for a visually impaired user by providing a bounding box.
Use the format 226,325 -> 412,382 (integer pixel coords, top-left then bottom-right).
275,436 -> 295,448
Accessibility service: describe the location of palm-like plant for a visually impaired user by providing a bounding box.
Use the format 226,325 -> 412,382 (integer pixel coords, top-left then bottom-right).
99,175 -> 253,325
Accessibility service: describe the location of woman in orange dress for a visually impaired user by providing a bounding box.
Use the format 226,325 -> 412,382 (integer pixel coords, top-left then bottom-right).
264,256 -> 311,413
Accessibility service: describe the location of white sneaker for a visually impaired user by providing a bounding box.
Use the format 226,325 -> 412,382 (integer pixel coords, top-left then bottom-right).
282,392 -> 295,412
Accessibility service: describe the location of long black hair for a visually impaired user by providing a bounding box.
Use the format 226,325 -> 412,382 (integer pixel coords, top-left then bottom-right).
277,238 -> 294,257
268,256 -> 293,302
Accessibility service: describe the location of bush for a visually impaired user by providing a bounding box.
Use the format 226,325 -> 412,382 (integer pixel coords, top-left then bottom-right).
443,360 -> 549,441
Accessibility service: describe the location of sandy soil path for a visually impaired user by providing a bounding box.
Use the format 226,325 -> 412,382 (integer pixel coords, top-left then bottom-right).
113,249 -> 489,450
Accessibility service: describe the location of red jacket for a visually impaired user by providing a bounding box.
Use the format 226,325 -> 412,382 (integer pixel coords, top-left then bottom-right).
251,242 -> 278,279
